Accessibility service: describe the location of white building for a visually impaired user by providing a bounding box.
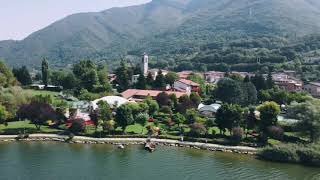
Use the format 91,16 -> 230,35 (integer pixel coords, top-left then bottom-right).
91,96 -> 129,110
198,103 -> 221,117
173,79 -> 200,94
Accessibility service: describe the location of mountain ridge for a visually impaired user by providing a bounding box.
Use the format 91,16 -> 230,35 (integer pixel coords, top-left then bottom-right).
1,0 -> 320,68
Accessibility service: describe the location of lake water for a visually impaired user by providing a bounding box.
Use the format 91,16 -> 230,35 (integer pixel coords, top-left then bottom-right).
0,142 -> 319,180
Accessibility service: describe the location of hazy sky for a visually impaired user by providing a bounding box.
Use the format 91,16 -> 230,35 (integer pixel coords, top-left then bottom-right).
0,0 -> 151,40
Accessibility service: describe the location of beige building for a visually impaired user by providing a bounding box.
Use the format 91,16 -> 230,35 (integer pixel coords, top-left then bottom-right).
304,82 -> 320,97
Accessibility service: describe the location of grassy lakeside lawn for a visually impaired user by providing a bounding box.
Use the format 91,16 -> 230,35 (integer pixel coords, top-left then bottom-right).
0,121 -> 63,135
22,89 -> 64,104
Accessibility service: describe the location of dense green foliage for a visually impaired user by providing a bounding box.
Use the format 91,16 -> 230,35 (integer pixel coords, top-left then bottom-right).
259,143 -> 320,166
1,0 -> 320,74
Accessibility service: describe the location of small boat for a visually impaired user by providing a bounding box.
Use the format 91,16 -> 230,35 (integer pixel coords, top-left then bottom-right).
145,142 -> 156,152
117,144 -> 125,149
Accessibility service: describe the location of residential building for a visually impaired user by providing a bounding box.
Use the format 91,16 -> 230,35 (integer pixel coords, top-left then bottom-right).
173,79 -> 200,94
197,103 -> 221,118
121,89 -> 188,102
204,71 -> 225,84
304,82 -> 320,97
272,73 -> 303,92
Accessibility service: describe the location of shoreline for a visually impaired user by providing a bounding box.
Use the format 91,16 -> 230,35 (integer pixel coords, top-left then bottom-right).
0,134 -> 257,155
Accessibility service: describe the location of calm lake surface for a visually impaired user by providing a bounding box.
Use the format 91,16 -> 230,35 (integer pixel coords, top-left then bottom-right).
0,142 -> 319,180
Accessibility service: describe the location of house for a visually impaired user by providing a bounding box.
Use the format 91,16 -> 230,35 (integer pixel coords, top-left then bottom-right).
272,73 -> 303,92
304,82 -> 320,97
121,89 -> 188,102
204,71 -> 225,84
173,79 -> 200,93
198,103 -> 221,117
91,96 -> 129,110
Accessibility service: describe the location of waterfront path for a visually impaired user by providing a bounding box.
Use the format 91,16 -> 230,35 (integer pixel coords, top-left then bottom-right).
0,134 -> 258,154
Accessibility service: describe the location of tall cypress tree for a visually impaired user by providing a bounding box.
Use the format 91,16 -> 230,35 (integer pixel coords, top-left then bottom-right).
41,58 -> 49,87
136,71 -> 146,89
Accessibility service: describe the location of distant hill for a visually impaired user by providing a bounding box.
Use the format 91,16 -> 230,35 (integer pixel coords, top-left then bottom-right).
1,0 -> 320,68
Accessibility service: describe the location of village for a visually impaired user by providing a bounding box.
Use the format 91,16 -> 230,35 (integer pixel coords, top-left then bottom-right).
55,53 -> 317,127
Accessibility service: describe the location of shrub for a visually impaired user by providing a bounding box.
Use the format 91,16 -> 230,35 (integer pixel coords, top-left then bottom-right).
297,149 -> 320,166
258,144 -> 299,163
231,127 -> 243,145
189,123 -> 207,137
267,126 -> 284,140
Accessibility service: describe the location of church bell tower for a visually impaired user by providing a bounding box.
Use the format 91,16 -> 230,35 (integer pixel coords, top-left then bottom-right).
141,52 -> 149,75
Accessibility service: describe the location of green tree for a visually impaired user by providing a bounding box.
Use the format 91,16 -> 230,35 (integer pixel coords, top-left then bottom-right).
0,61 -> 17,87
41,58 -> 49,87
172,113 -> 186,127
0,105 -> 8,124
136,71 -> 147,89
144,96 -> 159,116
190,92 -> 201,108
251,74 -> 267,91
115,60 -> 131,92
146,72 -> 154,88
257,101 -> 281,133
12,66 -> 32,85
135,113 -> 149,134
165,72 -> 179,86
215,104 -> 243,135
215,78 -> 243,104
115,104 -> 134,132
288,101 -> 320,142
242,82 -> 258,106
266,72 -> 274,89
73,60 -> 99,91
154,70 -> 166,89
156,92 -> 171,107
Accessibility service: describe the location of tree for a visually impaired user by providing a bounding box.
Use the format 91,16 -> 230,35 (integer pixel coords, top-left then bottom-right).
185,109 -> 200,124
136,71 -> 146,89
62,73 -> 79,90
154,70 -> 166,89
288,101 -> 320,142
135,113 -> 149,134
146,72 -> 154,88
215,104 -> 243,135
165,72 -> 179,86
215,78 -> 243,104
73,60 -> 99,91
257,101 -> 281,133
0,105 -> 8,124
156,92 -> 171,107
97,67 -> 112,92
69,119 -> 86,134
115,104 -> 134,132
245,107 -> 258,137
177,95 -> 192,114
103,120 -> 116,134
189,123 -> 207,137
12,66 -> 32,85
144,96 -> 159,116
97,101 -> 113,122
242,82 -> 258,106
172,113 -> 186,127
190,92 -> 201,108
0,61 -> 17,87
17,102 -> 58,130
266,71 -> 274,89
41,58 -> 49,87
251,74 -> 267,91
115,60 -> 131,92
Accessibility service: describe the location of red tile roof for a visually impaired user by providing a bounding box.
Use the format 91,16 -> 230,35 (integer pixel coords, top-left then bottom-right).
121,89 -> 187,99
178,79 -> 200,87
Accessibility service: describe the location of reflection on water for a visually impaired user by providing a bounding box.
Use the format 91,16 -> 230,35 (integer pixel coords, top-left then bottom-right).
0,142 -> 319,180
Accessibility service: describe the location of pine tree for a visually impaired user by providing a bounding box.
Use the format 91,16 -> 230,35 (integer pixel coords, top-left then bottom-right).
154,70 -> 166,90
